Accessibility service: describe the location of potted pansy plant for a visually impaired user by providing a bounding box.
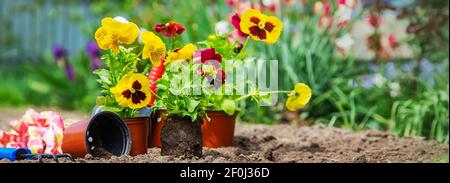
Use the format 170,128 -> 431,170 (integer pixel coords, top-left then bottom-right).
146,9 -> 312,157
93,17 -> 155,156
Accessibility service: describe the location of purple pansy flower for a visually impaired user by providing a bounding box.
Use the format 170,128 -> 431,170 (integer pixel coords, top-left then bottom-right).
87,41 -> 101,70
52,45 -> 67,61
52,44 -> 75,81
65,64 -> 75,81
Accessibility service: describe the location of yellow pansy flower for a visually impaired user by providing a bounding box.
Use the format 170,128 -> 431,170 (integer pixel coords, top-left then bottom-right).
166,43 -> 197,64
95,17 -> 139,53
141,31 -> 166,67
285,83 -> 312,111
240,9 -> 283,44
110,73 -> 151,109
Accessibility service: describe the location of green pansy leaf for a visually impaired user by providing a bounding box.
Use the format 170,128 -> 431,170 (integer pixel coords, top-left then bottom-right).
187,99 -> 200,113
95,96 -> 107,106
102,106 -> 122,113
261,93 -> 273,105
221,99 -> 236,115
93,69 -> 112,85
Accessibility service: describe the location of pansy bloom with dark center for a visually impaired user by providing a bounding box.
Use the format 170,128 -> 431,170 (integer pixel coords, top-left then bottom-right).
154,21 -> 186,38
110,73 -> 151,109
240,9 -> 283,44
193,48 -> 226,87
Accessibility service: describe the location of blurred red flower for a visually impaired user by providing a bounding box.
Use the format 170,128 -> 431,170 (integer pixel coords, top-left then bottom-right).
154,21 -> 186,38
193,48 -> 226,85
368,14 -> 382,28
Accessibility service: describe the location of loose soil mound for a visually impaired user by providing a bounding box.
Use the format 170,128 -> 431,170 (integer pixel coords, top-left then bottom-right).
2,124 -> 447,163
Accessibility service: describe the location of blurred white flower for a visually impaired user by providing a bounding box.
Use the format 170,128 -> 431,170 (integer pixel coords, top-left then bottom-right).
379,11 -> 407,37
351,10 -> 413,61
389,82 -> 401,97
379,10 -> 413,59
336,33 -> 355,56
262,0 -> 275,6
113,16 -> 129,23
361,73 -> 385,89
334,5 -> 352,26
313,1 -> 325,15
215,21 -> 230,35
351,18 -> 376,60
373,73 -> 385,87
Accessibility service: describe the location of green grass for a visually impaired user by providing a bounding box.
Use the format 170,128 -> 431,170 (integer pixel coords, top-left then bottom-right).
433,155 -> 449,163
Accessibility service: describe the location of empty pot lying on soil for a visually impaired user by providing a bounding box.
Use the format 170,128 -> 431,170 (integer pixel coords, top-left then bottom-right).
2,124 -> 447,163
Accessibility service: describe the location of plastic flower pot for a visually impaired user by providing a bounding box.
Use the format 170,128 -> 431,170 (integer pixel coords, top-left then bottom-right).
201,111 -> 237,147
62,111 -> 131,158
91,106 -> 152,156
124,117 -> 149,156
149,110 -> 237,148
149,112 -> 165,148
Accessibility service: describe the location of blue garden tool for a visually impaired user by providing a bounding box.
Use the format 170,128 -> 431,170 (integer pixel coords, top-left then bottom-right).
0,147 -> 75,163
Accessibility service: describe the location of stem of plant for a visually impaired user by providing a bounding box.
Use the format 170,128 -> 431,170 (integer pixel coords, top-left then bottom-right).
169,37 -> 175,50
150,89 -> 161,100
234,90 -> 290,102
235,37 -> 250,60
136,50 -> 143,58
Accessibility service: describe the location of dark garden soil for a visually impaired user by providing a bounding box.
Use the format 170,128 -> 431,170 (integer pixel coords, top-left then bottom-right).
1,108 -> 448,163
1,122 -> 447,163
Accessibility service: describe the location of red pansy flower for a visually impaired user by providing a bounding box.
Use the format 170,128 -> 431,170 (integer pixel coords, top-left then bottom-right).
154,21 -> 186,38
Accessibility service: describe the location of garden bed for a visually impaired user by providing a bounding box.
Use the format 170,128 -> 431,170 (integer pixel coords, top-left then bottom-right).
1,123 -> 447,163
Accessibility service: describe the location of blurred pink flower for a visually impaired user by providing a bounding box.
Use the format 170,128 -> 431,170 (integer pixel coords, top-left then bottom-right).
318,15 -> 333,30
0,109 -> 65,154
351,10 -> 413,60
316,1 -> 353,31
337,0 -> 357,8
314,1 -> 331,16
226,0 -> 240,7
334,5 -> 352,29
368,14 -> 382,28
226,0 -> 277,13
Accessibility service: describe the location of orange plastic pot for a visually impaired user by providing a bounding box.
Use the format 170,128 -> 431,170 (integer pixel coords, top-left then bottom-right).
124,117 -> 149,156
62,111 -> 131,158
149,110 -> 237,148
201,111 -> 237,147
